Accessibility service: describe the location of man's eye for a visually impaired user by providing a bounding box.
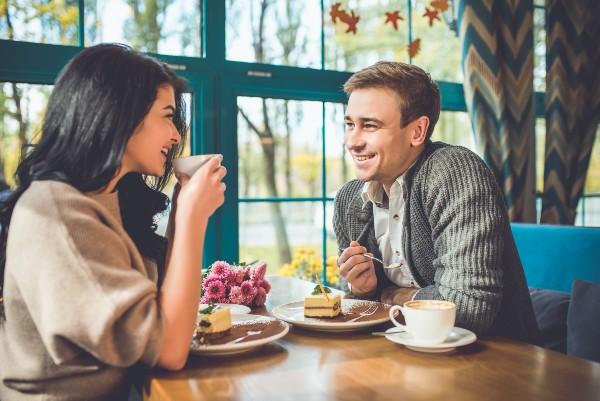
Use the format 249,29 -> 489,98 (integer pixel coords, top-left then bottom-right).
166,114 -> 174,120
365,123 -> 377,129
345,122 -> 354,129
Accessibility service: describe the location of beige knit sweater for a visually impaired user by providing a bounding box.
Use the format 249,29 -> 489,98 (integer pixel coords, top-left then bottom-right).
0,181 -> 165,401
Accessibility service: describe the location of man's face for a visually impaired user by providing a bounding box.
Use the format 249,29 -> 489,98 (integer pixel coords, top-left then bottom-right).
344,87 -> 423,189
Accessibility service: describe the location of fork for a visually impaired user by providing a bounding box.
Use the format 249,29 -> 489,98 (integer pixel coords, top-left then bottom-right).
227,330 -> 262,345
347,303 -> 378,323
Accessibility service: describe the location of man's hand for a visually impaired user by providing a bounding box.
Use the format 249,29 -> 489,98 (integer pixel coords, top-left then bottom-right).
338,240 -> 378,295
381,286 -> 419,305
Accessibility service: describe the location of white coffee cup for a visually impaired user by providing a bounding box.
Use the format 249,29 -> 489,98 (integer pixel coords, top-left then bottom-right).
172,154 -> 222,177
388,300 -> 456,345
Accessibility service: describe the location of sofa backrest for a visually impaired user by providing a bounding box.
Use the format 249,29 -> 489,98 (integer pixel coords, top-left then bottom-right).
510,223 -> 600,292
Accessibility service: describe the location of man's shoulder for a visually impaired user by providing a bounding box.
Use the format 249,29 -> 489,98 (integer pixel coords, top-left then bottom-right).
334,179 -> 364,203
426,142 -> 482,164
418,142 -> 488,176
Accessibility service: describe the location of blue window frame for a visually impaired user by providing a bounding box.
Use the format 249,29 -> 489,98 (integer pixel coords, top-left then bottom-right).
5,1 -> 595,284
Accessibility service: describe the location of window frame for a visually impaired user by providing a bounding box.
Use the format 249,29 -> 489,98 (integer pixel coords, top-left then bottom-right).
1,1 -> 562,282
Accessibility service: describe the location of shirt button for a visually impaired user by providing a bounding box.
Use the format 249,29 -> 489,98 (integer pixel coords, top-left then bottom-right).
393,214 -> 400,220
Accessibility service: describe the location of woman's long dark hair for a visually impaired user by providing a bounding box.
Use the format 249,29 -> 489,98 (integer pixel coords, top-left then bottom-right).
0,44 -> 188,319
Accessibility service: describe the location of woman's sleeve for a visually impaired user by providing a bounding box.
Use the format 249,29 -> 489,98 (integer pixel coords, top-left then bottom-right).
8,190 -> 165,368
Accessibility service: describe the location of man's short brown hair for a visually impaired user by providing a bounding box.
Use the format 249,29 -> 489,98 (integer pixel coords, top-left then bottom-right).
343,61 -> 441,140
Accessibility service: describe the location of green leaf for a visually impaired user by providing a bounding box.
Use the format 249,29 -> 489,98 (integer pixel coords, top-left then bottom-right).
311,284 -> 332,295
199,302 -> 218,314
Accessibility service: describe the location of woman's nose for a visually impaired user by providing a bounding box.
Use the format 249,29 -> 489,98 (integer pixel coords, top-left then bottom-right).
171,128 -> 181,144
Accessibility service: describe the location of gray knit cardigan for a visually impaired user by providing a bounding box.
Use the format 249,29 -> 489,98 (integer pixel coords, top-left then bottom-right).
333,141 -> 540,343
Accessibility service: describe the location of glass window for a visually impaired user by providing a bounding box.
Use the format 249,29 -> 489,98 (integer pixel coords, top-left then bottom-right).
0,1 -> 78,45
0,83 -> 51,187
237,97 -> 323,198
579,127 -> 600,227
433,111 -> 476,153
533,6 -> 546,92
324,0 -> 409,71
237,96 -> 344,286
411,0 -> 461,81
226,0 -> 321,68
325,102 -> 353,195
239,201 -> 323,277
535,117 -> 545,222
84,0 -> 202,57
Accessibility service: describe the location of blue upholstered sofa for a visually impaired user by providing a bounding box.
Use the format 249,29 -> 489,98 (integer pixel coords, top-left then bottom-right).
511,223 -> 600,292
510,223 -> 600,362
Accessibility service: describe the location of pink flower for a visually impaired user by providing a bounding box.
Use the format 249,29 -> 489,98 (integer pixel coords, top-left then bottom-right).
240,280 -> 257,304
205,280 -> 226,299
251,261 -> 267,280
234,268 -> 247,285
211,260 -> 231,275
255,279 -> 271,293
229,286 -> 244,304
201,293 -> 219,304
210,261 -> 236,286
254,287 -> 267,307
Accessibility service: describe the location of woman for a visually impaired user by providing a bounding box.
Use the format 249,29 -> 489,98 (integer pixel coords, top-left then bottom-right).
0,44 -> 226,400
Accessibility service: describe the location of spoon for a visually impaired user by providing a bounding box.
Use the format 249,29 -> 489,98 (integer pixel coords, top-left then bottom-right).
227,330 -> 262,345
362,253 -> 403,270
339,247 -> 403,270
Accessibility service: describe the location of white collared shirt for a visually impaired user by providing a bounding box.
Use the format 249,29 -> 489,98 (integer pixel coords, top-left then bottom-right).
361,176 -> 420,291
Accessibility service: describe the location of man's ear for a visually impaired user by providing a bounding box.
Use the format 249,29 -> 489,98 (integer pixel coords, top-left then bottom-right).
410,116 -> 429,147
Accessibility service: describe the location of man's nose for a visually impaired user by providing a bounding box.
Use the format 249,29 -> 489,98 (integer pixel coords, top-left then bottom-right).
345,128 -> 364,149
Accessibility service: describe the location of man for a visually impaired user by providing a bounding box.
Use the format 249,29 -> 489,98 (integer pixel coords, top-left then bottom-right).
334,61 -> 539,343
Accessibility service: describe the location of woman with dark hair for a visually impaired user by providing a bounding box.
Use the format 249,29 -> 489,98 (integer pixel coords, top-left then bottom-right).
0,43 -> 226,400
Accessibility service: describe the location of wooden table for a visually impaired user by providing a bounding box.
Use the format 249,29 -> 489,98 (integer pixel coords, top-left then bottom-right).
142,277 -> 600,401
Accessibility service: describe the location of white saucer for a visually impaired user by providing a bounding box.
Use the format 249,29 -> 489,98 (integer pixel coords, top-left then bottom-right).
384,327 -> 477,353
199,303 -> 251,315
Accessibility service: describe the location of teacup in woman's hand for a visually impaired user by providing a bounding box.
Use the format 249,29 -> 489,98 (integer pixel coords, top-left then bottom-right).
173,154 -> 222,177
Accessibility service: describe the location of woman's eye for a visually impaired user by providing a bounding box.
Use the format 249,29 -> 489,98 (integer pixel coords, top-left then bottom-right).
166,114 -> 174,120
345,122 -> 354,129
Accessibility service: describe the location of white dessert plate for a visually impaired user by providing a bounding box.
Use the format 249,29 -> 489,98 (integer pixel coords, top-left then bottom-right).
384,326 -> 477,353
190,314 -> 289,356
199,303 -> 251,315
271,299 -> 391,332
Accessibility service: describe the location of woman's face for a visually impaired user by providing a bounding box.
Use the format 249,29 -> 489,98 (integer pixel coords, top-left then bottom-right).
122,84 -> 181,177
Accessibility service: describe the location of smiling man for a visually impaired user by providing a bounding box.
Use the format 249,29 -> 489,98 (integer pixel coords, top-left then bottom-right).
333,61 -> 539,342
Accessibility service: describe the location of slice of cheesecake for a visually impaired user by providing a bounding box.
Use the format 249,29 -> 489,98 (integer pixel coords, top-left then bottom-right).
304,285 -> 341,318
195,304 -> 232,338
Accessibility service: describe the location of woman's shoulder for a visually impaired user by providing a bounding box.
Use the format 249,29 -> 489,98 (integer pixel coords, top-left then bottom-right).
15,181 -> 103,220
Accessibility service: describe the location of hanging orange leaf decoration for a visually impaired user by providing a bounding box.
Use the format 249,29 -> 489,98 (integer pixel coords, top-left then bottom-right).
330,2 -> 360,34
431,0 -> 450,12
408,38 -> 421,58
423,7 -> 441,27
384,10 -> 404,31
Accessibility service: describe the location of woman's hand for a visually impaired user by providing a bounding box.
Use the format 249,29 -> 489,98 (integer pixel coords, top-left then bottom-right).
156,155 -> 226,371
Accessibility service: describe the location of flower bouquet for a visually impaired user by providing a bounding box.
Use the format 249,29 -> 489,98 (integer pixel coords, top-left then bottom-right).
200,260 -> 271,308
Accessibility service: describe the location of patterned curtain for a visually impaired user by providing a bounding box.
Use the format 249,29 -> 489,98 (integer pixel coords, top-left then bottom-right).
458,0 -> 536,222
540,0 -> 600,224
